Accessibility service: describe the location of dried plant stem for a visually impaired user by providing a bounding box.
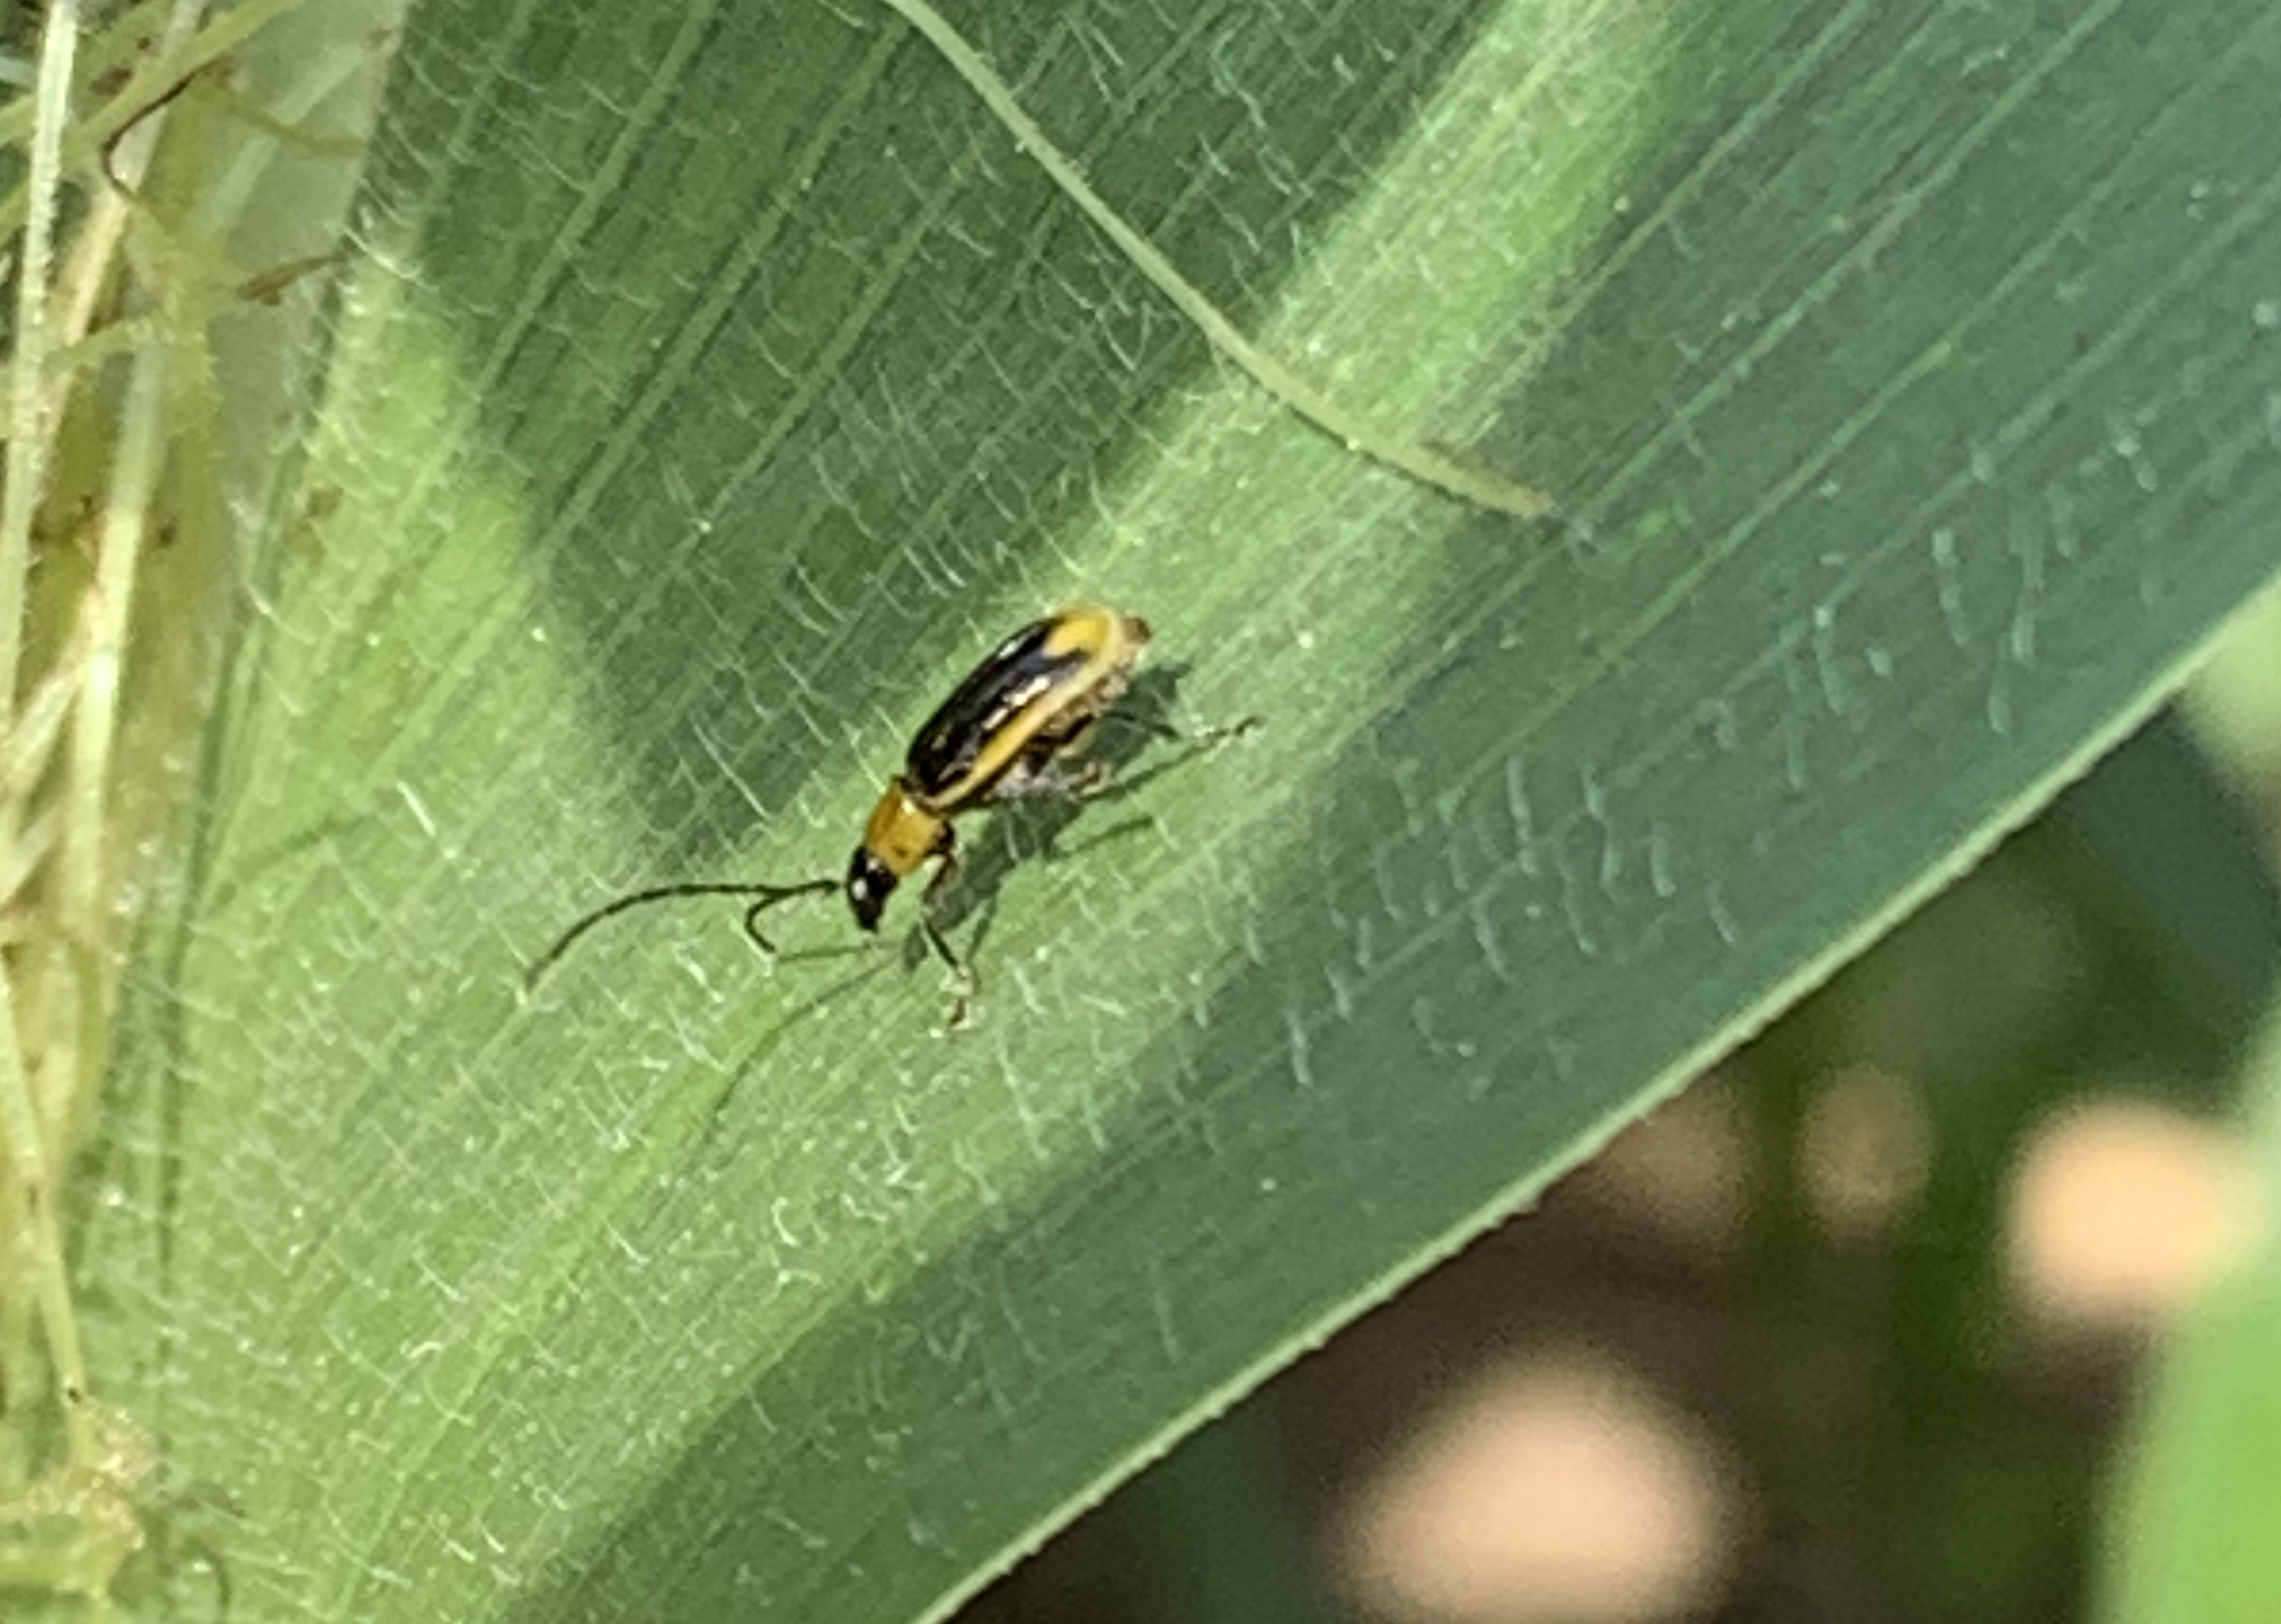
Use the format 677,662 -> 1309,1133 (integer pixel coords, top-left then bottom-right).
873,0 -> 1553,520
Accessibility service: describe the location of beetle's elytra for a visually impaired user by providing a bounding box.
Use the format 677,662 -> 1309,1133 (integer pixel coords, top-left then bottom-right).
845,605 -> 1150,931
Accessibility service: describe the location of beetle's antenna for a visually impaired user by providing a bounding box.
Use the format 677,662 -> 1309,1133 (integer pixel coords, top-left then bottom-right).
522,878 -> 839,993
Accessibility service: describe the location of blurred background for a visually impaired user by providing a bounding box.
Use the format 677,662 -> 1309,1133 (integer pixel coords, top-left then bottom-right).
954,586 -> 2281,1624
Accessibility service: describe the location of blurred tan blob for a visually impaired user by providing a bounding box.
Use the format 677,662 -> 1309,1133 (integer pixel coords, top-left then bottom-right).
2007,1097 -> 2260,1333
1570,1082 -> 1748,1256
1802,1065 -> 1933,1240
1336,1355 -> 1738,1624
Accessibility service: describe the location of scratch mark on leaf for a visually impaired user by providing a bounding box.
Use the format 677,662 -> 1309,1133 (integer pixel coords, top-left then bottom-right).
1503,756 -> 1541,878
1147,1257 -> 1182,1362
396,779 -> 438,842
2008,514 -> 2044,666
1581,764 -> 1620,895
1558,843 -> 1601,961
1470,897 -> 1514,987
1810,600 -> 1849,717
1283,1006 -> 1314,1090
1647,821 -> 1677,900
1777,636 -> 1811,793
1930,525 -> 1971,647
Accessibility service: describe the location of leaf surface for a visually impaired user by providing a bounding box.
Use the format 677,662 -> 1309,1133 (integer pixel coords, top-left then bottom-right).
97,0 -> 2281,1616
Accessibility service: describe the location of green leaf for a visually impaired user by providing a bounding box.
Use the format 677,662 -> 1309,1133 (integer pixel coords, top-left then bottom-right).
88,0 -> 2281,1617
2102,1004 -> 2281,1624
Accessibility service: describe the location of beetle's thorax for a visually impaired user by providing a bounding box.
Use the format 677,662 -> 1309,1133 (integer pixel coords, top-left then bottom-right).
845,777 -> 943,931
862,775 -> 948,878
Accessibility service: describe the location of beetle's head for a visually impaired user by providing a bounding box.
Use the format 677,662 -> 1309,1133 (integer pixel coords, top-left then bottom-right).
845,846 -> 899,932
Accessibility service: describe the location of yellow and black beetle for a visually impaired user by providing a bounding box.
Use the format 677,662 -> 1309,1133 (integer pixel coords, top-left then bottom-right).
525,604 -> 1253,1025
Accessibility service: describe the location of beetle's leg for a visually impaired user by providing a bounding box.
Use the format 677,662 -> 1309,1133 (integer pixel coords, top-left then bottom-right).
920,912 -> 976,1032
983,712 -> 1257,809
985,753 -> 1115,804
1100,710 -> 1262,748
919,830 -> 980,1030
